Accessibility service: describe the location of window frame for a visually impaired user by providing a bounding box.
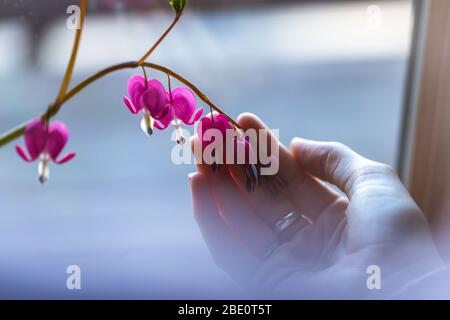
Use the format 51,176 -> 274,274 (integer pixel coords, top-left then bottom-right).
399,0 -> 450,248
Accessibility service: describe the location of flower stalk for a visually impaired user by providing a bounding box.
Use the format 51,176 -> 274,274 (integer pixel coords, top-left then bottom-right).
0,61 -> 240,148
137,13 -> 181,66
54,0 -> 87,107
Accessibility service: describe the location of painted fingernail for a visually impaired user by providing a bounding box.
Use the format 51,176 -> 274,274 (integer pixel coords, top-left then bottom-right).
188,172 -> 197,184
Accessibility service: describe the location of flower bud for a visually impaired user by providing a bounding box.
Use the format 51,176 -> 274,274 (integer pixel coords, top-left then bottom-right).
169,0 -> 186,15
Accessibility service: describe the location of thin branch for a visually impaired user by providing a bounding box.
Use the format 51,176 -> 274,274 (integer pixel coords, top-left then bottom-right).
137,14 -> 181,66
60,61 -> 139,105
142,63 -> 241,129
54,0 -> 87,106
0,61 -> 241,148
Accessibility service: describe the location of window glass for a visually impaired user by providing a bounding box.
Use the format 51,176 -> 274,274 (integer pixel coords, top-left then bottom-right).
0,0 -> 413,298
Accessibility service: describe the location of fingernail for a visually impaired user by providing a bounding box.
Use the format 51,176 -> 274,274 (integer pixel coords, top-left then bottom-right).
267,180 -> 278,197
211,162 -> 219,173
188,135 -> 197,145
245,177 -> 253,193
188,172 -> 197,184
275,175 -> 288,188
291,137 -> 303,145
250,164 -> 259,186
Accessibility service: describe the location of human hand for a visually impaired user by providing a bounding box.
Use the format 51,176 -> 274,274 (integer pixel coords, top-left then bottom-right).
189,113 -> 444,298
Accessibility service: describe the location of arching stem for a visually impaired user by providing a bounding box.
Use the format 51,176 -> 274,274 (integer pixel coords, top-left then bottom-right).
0,61 -> 241,148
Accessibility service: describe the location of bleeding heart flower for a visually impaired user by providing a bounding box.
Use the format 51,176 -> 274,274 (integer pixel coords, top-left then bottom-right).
156,87 -> 203,145
122,75 -> 169,136
123,76 -> 202,143
15,118 -> 76,184
198,114 -> 232,150
198,114 -> 258,191
198,114 -> 255,162
170,87 -> 203,126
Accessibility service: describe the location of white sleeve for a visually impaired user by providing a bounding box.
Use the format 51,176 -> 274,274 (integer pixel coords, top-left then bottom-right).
390,265 -> 450,299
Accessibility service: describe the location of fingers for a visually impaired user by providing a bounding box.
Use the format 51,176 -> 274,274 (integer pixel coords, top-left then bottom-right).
290,137 -> 401,198
226,114 -> 295,226
190,172 -> 260,279
233,113 -> 341,223
191,136 -> 278,260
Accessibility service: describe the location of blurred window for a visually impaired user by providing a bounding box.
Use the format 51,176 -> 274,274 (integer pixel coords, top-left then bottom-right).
0,0 -> 414,298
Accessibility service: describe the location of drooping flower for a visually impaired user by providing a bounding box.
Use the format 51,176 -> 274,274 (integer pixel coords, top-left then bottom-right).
198,114 -> 232,151
198,114 -> 255,162
123,76 -> 203,144
15,118 -> 76,184
198,114 -> 258,191
122,75 -> 168,136
159,87 -> 203,145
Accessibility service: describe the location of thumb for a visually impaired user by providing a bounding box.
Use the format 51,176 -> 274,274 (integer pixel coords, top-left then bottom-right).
290,137 -> 400,198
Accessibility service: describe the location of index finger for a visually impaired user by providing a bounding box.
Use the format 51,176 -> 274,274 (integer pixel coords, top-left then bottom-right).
236,113 -> 341,223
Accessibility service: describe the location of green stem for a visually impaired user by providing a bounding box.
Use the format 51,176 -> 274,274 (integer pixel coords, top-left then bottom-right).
0,61 -> 240,148
54,0 -> 87,107
60,61 -> 139,105
0,125 -> 26,148
137,14 -> 181,66
142,62 -> 240,129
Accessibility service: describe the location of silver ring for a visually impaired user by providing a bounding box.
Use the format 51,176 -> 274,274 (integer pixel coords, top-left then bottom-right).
273,211 -> 298,234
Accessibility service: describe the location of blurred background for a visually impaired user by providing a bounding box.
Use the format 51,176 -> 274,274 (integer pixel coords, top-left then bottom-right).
0,0 -> 413,298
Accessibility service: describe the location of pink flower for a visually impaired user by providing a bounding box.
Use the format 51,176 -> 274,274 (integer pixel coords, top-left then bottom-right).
123,75 -> 168,136
166,87 -> 203,127
123,75 -> 167,117
197,114 -> 255,164
123,76 -> 203,143
198,114 -> 232,150
198,114 -> 258,190
15,118 -> 76,184
156,87 -> 203,145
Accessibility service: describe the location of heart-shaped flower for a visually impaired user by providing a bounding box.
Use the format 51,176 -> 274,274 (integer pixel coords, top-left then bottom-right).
198,114 -> 232,150
153,86 -> 203,145
170,87 -> 203,126
123,75 -> 146,114
16,118 -> 76,184
198,114 -> 255,163
123,76 -> 202,142
123,75 -> 169,136
198,114 -> 258,190
155,87 -> 203,127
